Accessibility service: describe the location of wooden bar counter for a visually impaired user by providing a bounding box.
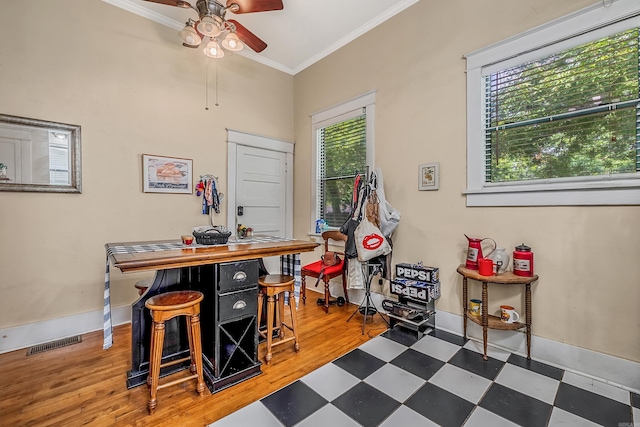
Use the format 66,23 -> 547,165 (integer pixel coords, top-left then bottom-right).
107,238 -> 319,273
106,237 -> 319,392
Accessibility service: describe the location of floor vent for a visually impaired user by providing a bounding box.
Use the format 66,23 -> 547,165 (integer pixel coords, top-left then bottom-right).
26,335 -> 82,356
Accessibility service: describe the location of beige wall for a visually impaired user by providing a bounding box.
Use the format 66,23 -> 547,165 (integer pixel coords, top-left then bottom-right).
0,1 -> 293,326
1,0 -> 638,365
294,0 -> 640,363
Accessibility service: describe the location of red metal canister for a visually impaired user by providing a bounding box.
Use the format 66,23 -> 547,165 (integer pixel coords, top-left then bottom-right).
513,243 -> 534,277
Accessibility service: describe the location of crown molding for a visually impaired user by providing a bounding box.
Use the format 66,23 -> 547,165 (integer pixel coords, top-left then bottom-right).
103,0 -> 184,30
292,0 -> 420,74
102,0 -> 420,75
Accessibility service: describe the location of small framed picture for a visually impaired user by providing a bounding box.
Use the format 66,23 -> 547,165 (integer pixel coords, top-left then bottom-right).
142,154 -> 193,194
418,162 -> 439,191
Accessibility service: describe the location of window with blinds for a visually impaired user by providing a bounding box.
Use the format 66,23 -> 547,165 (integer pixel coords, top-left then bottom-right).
317,112 -> 367,227
49,132 -> 70,185
484,27 -> 640,184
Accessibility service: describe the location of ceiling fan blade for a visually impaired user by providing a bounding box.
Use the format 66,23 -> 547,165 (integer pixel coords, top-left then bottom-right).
228,19 -> 267,52
143,0 -> 192,8
226,0 -> 283,14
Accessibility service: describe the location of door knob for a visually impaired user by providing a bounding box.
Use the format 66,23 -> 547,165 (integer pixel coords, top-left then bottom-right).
237,206 -> 244,216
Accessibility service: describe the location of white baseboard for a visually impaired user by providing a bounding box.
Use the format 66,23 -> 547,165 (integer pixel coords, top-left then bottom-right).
0,304 -> 132,354
311,285 -> 640,393
434,310 -> 640,394
2,302 -> 638,394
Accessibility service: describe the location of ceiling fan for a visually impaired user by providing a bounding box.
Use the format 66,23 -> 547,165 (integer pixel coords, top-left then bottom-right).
143,0 -> 283,58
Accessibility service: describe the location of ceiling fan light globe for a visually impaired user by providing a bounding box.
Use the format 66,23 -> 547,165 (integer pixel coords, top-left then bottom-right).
179,24 -> 202,46
197,16 -> 221,37
221,33 -> 244,52
203,40 -> 225,58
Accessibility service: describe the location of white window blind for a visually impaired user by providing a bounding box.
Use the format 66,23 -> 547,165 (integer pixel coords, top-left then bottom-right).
317,112 -> 367,227
49,133 -> 70,185
484,27 -> 640,184
311,91 -> 375,230
464,0 -> 640,206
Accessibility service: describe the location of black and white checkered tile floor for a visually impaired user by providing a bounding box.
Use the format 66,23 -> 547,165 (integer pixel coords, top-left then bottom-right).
209,328 -> 640,427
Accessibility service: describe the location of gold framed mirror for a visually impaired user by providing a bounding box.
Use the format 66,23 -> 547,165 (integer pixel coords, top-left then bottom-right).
0,113 -> 81,193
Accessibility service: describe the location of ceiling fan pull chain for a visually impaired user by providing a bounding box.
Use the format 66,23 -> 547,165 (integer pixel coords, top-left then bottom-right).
215,62 -> 219,107
204,59 -> 220,110
205,59 -> 209,110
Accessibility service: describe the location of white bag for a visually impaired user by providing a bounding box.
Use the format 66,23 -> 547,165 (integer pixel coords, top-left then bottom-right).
376,167 -> 400,238
354,208 -> 392,262
347,259 -> 365,289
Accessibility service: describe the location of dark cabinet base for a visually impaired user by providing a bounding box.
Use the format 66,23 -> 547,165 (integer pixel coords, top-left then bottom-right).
127,356 -> 262,392
127,268 -> 198,389
126,262 -> 261,393
203,363 -> 262,393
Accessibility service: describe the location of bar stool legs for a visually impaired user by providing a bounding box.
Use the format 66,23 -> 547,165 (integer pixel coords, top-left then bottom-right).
145,291 -> 205,415
257,274 -> 299,364
147,321 -> 164,414
187,313 -> 205,389
282,294 -> 300,350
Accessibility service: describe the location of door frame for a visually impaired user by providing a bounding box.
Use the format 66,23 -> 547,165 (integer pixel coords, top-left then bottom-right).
226,129 -> 294,238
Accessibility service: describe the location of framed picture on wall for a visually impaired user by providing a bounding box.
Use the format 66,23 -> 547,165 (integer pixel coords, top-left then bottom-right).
142,154 -> 193,194
418,162 -> 439,191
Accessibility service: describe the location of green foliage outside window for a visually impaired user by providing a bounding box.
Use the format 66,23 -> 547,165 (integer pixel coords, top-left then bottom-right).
486,28 -> 639,183
319,115 -> 366,227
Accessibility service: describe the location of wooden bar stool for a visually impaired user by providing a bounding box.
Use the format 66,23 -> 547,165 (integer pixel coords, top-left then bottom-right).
134,278 -> 152,296
257,274 -> 300,364
145,291 -> 205,415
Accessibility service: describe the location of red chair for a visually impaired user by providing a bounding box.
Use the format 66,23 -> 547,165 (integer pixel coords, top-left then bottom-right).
301,230 -> 349,313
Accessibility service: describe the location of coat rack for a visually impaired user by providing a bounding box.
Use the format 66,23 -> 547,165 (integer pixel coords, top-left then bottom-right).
197,174 -> 224,226
343,166 -> 390,334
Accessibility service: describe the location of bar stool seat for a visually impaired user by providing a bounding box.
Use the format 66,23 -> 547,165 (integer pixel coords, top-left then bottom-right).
135,278 -> 152,296
257,274 -> 300,364
145,290 -> 205,415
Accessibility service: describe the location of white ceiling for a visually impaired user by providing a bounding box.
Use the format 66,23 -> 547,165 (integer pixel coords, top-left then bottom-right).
103,0 -> 420,75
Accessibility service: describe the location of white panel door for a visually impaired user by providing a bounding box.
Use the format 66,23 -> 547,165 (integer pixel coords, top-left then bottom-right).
235,145 -> 287,237
0,137 -> 20,182
0,136 -> 28,182
0,126 -> 36,183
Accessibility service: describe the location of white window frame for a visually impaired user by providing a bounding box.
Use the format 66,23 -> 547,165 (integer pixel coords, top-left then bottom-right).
310,91 -> 376,233
464,0 -> 640,206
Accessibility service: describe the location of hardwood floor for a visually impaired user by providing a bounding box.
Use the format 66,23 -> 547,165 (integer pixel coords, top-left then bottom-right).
0,300 -> 389,427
